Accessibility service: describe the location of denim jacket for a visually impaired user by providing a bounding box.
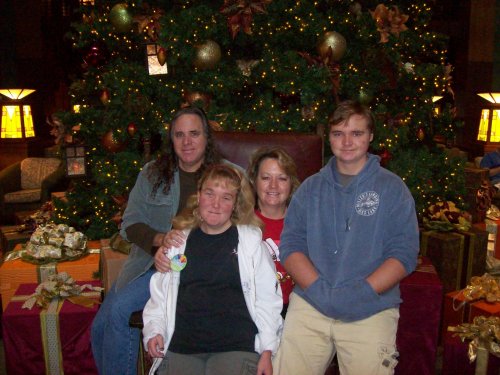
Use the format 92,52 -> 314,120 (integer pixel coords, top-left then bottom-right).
116,162 -> 181,290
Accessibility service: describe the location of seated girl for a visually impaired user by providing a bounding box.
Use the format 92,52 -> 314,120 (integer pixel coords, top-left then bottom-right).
142,164 -> 283,375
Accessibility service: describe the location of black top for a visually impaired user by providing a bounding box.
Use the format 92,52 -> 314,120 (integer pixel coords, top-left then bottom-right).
169,226 -> 258,354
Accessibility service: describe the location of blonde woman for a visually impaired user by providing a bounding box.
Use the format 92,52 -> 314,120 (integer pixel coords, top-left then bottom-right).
143,164 -> 283,375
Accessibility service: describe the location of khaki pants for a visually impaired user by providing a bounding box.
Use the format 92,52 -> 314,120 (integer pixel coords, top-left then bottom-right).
273,293 -> 399,375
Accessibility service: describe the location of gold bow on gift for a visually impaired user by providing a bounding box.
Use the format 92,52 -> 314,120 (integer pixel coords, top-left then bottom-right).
448,316 -> 500,362
22,272 -> 103,310
462,274 -> 500,303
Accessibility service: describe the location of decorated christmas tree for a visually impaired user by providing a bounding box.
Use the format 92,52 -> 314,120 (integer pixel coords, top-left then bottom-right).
53,0 -> 466,239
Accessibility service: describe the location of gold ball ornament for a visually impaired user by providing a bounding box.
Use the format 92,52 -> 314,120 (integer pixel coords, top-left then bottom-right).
317,31 -> 347,61
193,40 -> 222,70
109,3 -> 133,33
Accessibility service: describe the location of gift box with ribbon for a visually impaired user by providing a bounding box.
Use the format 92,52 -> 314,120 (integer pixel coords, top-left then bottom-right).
476,218 -> 500,259
1,279 -> 102,375
442,274 -> 500,340
99,238 -> 128,293
395,256 -> 443,375
0,241 -> 100,310
420,226 -> 488,293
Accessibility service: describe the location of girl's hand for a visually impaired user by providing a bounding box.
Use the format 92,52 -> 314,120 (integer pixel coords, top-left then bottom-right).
147,334 -> 165,358
256,350 -> 273,375
154,246 -> 172,273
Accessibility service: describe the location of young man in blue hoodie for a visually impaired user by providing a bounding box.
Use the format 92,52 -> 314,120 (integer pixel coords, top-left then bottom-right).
273,100 -> 419,375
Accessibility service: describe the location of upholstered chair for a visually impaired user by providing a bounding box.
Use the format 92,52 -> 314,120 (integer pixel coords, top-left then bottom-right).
0,157 -> 67,223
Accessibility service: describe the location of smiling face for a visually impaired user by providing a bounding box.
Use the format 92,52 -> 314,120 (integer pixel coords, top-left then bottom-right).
329,114 -> 373,175
255,158 -> 292,215
198,177 -> 237,234
172,113 -> 208,172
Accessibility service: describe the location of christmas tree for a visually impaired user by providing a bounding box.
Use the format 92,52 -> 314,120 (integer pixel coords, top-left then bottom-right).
53,0 -> 466,239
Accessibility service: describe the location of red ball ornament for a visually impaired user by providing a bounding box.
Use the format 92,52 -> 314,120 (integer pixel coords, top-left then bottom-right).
101,130 -> 126,153
379,149 -> 392,167
127,122 -> 137,136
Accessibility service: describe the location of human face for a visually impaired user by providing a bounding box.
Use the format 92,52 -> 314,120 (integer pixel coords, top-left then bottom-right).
172,114 -> 208,172
198,178 -> 237,235
329,114 -> 373,175
256,158 -> 292,216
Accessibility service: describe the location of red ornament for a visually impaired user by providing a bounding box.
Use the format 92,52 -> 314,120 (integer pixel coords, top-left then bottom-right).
379,149 -> 392,167
100,89 -> 110,105
101,130 -> 126,153
127,122 -> 137,136
83,42 -> 108,68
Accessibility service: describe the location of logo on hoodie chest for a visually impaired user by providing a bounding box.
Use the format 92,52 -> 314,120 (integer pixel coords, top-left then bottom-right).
355,191 -> 379,216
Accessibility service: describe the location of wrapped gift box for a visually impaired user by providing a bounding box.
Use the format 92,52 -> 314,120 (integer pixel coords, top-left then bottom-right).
441,331 -> 500,375
464,167 -> 489,223
0,241 -> 100,310
476,219 -> 500,259
99,238 -> 128,293
2,281 -> 101,375
395,257 -> 443,375
442,290 -> 500,340
420,227 -> 488,293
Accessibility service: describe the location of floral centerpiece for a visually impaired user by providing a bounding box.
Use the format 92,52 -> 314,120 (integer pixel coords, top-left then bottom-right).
20,223 -> 88,264
423,200 -> 471,232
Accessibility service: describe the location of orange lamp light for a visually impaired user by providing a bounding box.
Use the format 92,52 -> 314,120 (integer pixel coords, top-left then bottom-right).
477,93 -> 500,153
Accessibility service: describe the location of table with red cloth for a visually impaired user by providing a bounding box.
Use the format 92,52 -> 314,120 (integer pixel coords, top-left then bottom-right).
2,281 -> 101,375
395,257 -> 443,375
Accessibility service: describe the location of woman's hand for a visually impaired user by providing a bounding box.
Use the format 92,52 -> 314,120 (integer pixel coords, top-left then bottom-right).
147,334 -> 165,358
256,350 -> 273,375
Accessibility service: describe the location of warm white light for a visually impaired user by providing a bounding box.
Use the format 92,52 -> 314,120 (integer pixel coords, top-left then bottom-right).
478,93 -> 500,104
0,89 -> 35,100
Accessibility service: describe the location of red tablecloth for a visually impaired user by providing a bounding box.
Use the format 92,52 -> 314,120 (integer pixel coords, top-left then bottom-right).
395,257 -> 443,375
2,281 -> 101,375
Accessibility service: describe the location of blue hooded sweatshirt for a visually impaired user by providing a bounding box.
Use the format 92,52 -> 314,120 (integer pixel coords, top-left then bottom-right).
280,153 -> 419,321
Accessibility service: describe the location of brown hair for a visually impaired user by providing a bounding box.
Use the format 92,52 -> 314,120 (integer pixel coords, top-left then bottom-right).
172,164 -> 263,230
148,106 -> 222,197
247,146 -> 300,207
328,100 -> 375,134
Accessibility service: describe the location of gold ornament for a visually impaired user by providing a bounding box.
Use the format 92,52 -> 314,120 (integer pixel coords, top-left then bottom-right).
109,3 -> 133,33
157,47 -> 167,66
193,40 -> 222,70
417,127 -> 425,141
182,91 -> 211,111
317,31 -> 347,61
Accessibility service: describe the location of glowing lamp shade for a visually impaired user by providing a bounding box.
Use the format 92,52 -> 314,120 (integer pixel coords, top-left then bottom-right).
477,93 -> 500,152
0,89 -> 36,139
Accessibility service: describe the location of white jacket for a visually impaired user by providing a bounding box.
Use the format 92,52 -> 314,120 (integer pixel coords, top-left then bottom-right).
142,225 -> 283,374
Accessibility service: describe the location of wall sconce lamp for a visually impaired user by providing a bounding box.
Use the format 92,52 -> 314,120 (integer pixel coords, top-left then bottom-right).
477,92 -> 500,153
145,43 -> 168,76
64,144 -> 87,177
0,89 -> 36,140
